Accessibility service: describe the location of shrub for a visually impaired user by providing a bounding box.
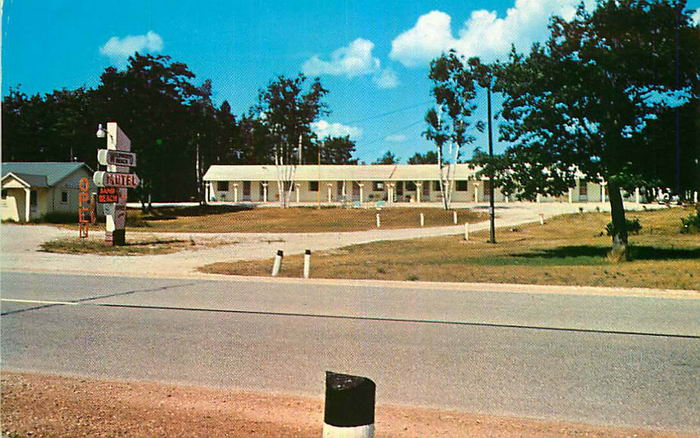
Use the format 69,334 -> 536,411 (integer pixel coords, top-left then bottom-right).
680,207 -> 700,234
605,217 -> 642,236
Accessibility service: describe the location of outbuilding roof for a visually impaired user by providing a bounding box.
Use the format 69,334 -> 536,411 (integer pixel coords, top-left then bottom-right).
204,164 -> 479,182
1,162 -> 92,187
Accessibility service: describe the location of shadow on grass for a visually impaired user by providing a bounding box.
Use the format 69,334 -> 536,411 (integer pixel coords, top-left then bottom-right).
516,245 -> 700,262
124,239 -> 185,246
140,204 -> 256,220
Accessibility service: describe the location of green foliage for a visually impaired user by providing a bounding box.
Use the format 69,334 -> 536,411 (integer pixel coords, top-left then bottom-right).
605,217 -> 642,236
680,207 -> 700,233
373,151 -> 398,164
407,150 -> 438,164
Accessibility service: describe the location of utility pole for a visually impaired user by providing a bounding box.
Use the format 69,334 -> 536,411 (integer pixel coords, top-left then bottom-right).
487,82 -> 496,244
674,1 -> 682,200
317,140 -> 322,209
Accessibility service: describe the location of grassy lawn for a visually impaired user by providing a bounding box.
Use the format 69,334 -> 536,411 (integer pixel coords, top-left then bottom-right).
40,237 -> 190,256
79,205 -> 485,233
200,207 -> 700,290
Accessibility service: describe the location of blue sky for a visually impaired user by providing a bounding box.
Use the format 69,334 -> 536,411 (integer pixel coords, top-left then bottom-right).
3,0 -> 698,163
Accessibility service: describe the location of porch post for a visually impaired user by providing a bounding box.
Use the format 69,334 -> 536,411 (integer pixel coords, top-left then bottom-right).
327,184 -> 333,203
296,184 -> 301,203
24,188 -> 31,222
473,183 -> 479,203
263,183 -> 268,203
416,182 -> 422,203
635,187 -> 640,204
233,184 -> 239,203
358,183 -> 364,203
568,187 -> 573,203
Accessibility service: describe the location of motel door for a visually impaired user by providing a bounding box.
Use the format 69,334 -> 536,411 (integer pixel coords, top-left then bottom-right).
243,181 -> 251,200
352,182 -> 360,201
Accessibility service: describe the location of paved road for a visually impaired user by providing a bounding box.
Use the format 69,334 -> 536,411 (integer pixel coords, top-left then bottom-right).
1,272 -> 698,433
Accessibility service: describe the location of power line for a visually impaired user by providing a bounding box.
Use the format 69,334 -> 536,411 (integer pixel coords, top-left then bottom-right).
340,100 -> 432,125
360,118 -> 425,148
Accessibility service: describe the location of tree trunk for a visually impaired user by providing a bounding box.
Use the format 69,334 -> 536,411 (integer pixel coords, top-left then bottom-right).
607,180 -> 629,261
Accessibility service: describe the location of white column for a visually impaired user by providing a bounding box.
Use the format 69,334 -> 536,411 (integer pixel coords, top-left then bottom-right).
262,183 -> 268,203
342,181 -> 347,197
295,184 -> 300,203
635,187 -> 640,204
694,191 -> 698,203
416,182 -> 422,203
327,184 -> 332,203
536,194 -> 541,203
359,183 -> 364,203
568,188 -> 573,203
473,184 -> 479,202
24,188 -> 31,222
233,184 -> 239,203
600,183 -> 606,202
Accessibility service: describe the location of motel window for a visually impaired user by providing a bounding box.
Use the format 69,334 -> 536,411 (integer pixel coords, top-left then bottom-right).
217,181 -> 229,191
1,189 -> 7,199
30,190 -> 37,206
579,182 -> 588,196
406,182 -> 417,191
373,182 -> 384,191
456,180 -> 468,191
61,191 -> 68,203
396,181 -> 404,196
423,181 -> 430,197
309,181 -> 319,192
433,181 -> 441,191
243,181 -> 251,196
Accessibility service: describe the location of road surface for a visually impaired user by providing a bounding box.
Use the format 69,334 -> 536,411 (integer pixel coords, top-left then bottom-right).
1,272 -> 699,433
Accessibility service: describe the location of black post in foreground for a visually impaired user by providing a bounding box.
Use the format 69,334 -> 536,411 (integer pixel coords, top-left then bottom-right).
324,371 -> 376,438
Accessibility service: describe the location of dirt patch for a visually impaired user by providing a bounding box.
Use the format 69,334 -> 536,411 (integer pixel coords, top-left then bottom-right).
2,372 -> 694,438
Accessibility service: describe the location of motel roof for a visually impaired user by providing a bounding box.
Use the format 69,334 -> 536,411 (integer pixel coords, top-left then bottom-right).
203,164 -> 480,182
1,162 -> 92,187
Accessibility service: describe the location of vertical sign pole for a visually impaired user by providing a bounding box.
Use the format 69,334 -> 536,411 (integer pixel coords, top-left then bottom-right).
105,122 -> 131,246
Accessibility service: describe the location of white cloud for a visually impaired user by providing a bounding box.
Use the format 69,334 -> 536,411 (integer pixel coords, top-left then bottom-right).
100,31 -> 163,62
390,0 -> 594,67
302,38 -> 381,78
385,134 -> 407,143
373,68 -> 400,89
312,120 -> 363,139
691,9 -> 700,26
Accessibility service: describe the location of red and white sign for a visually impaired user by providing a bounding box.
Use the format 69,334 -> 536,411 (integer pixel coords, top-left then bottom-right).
97,187 -> 119,203
97,149 -> 137,167
94,171 -> 140,188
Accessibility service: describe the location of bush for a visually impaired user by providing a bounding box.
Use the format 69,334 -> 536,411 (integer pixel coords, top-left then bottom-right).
680,207 -> 700,234
38,212 -> 78,224
605,217 -> 642,236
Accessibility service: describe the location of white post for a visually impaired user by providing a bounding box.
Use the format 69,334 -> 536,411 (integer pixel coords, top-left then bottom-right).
539,213 -> 545,225
601,183 -> 606,202
376,213 -> 380,228
453,211 -> 457,225
295,184 -> 300,203
24,188 -> 31,222
388,184 -> 394,203
271,250 -> 283,276
635,187 -> 640,204
342,181 -> 347,197
420,213 -> 424,227
694,191 -> 698,203
416,182 -> 421,203
568,188 -> 573,204
474,184 -> 479,203
263,183 -> 268,203
536,194 -> 541,203
233,184 -> 239,203
327,184 -> 332,203
464,222 -> 469,241
359,184 -> 364,204
303,249 -> 311,279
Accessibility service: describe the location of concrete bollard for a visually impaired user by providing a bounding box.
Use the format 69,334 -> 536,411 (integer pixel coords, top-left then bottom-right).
453,211 -> 458,224
303,249 -> 311,279
420,213 -> 425,227
323,371 -> 375,438
464,222 -> 469,241
271,250 -> 283,276
376,213 -> 381,228
539,213 -> 545,225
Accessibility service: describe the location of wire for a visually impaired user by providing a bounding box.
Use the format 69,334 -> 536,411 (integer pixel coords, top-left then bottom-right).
360,118 -> 425,148
340,100 -> 432,125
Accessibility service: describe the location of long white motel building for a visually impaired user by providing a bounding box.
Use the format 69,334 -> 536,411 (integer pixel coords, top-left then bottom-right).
203,164 -> 646,205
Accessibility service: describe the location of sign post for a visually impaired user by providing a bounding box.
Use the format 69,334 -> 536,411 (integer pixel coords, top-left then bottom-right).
94,122 -> 136,246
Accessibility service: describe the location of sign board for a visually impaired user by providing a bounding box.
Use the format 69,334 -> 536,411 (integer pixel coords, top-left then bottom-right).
97,187 -> 119,203
93,171 -> 140,188
97,149 -> 137,167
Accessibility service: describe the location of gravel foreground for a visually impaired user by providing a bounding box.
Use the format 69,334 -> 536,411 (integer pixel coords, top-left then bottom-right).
2,372 -> 695,437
